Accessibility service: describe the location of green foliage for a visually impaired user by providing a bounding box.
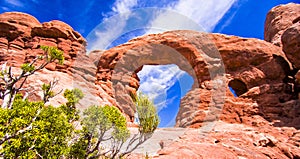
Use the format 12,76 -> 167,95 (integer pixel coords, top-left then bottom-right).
0,45 -> 87,158
21,63 -> 35,73
0,88 -> 82,158
61,88 -> 84,122
68,129 -> 90,158
134,93 -> 159,134
40,45 -> 64,65
100,105 -> 130,142
69,105 -> 130,158
1,45 -> 66,109
82,105 -> 111,135
69,93 -> 159,159
64,88 -> 84,108
42,83 -> 55,99
0,97 -> 73,158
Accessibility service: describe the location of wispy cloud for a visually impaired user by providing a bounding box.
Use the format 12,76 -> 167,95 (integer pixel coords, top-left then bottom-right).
146,0 -> 237,33
144,9 -> 204,34
87,0 -> 138,51
87,0 -> 237,50
214,0 -> 243,32
137,64 -> 186,111
112,0 -> 137,13
1,7 -> 10,11
174,0 -> 236,31
4,0 -> 24,7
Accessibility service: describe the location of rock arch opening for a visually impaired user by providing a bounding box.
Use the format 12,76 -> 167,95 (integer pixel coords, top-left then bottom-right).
137,64 -> 194,127
96,31 -> 226,128
228,79 -> 248,97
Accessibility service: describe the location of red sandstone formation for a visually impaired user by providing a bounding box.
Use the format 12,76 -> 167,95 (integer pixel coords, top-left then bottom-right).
264,3 -> 300,46
95,3 -> 300,158
155,122 -> 300,158
0,12 -> 110,110
96,30 -> 297,129
0,3 -> 300,158
282,21 -> 300,69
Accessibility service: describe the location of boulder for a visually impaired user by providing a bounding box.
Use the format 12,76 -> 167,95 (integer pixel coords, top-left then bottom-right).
264,3 -> 300,46
282,22 -> 300,68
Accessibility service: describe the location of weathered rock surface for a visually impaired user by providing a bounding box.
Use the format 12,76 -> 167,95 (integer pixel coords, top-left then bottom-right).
2,4 -> 300,158
264,3 -> 300,46
0,12 -> 111,110
154,122 -> 300,159
211,33 -> 299,128
282,21 -> 300,69
126,121 -> 300,158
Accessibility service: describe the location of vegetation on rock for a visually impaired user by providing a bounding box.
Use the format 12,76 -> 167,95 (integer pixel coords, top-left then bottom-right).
69,93 -> 159,159
0,46 -> 159,158
0,45 -> 64,109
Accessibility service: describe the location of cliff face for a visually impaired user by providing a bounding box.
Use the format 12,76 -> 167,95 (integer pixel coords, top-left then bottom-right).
0,3 -> 300,158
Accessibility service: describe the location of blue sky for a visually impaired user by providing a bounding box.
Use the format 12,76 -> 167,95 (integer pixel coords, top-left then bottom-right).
1,0 -> 299,127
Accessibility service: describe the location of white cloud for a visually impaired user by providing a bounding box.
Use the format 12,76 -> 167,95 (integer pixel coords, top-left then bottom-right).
137,64 -> 186,111
144,9 -> 204,34
87,0 -> 237,51
154,95 -> 178,112
87,0 -> 138,51
215,1 -> 242,32
146,0 -> 237,33
112,0 -> 137,13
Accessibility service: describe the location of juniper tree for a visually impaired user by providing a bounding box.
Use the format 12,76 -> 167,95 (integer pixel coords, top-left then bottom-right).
0,46 -> 84,158
0,88 -> 83,158
69,93 -> 159,159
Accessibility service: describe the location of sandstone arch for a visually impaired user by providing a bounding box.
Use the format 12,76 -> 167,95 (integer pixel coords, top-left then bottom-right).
96,30 -> 294,128
96,30 -> 226,124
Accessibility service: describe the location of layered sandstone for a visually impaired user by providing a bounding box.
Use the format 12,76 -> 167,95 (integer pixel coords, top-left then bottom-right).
0,12 -> 111,110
